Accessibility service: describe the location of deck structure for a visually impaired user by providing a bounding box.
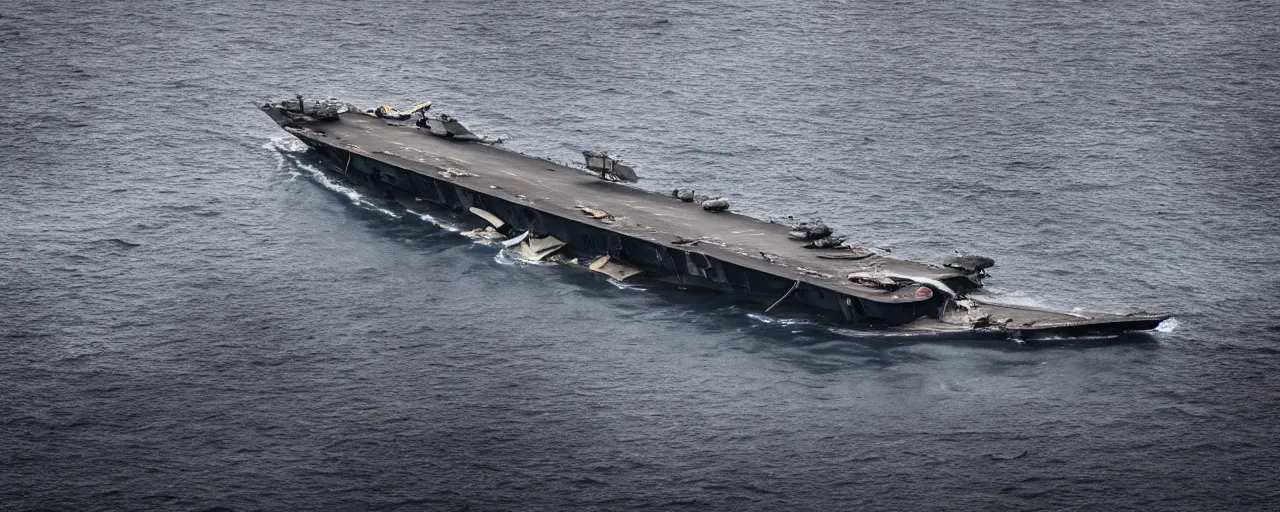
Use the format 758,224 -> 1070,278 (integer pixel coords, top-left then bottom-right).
262,100 -> 1168,338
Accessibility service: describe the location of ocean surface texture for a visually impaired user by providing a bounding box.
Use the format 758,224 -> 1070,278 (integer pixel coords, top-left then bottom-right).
3,1 -> 1279,510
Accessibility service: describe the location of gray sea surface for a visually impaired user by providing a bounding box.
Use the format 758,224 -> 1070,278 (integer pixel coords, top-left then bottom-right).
3,0 -> 1279,510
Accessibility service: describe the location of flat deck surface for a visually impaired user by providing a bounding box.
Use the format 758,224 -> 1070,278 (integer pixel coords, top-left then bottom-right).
283,111 -> 1166,330
296,112 -> 970,303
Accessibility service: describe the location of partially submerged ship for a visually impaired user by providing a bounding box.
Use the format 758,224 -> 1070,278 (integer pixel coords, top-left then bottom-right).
262,97 -> 1170,339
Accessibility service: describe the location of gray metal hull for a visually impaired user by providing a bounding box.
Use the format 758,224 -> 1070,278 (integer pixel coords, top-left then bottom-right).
301,141 -> 933,325
261,102 -> 1169,337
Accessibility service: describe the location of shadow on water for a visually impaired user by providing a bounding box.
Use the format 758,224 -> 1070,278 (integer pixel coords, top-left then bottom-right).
272,141 -> 1164,360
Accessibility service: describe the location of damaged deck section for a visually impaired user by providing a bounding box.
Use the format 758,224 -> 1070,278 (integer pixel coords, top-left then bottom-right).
262,101 -> 1169,338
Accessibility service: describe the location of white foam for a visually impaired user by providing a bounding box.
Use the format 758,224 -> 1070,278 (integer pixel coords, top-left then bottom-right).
265,137 -> 490,234
975,287 -> 1052,310
605,279 -> 647,291
827,326 -> 908,338
265,137 -> 399,218
263,136 -> 308,154
492,248 -> 559,267
301,162 -> 403,219
746,312 -> 815,327
1155,317 -> 1180,333
405,210 -> 463,232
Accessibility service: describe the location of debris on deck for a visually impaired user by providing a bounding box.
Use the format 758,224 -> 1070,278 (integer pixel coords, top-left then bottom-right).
701,198 -> 730,212
583,151 -> 639,182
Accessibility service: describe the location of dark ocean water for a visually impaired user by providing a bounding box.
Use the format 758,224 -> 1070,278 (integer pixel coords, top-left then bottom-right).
3,0 -> 1279,510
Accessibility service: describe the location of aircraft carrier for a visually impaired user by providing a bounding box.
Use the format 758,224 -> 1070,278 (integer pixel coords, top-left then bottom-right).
261,97 -> 1169,339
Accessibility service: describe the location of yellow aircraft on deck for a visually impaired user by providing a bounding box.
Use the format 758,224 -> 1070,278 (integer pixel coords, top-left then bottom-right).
374,101 -> 433,119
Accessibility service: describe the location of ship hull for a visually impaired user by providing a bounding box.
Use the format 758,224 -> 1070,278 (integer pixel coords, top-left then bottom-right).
299,141 -> 937,325
262,101 -> 1170,338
